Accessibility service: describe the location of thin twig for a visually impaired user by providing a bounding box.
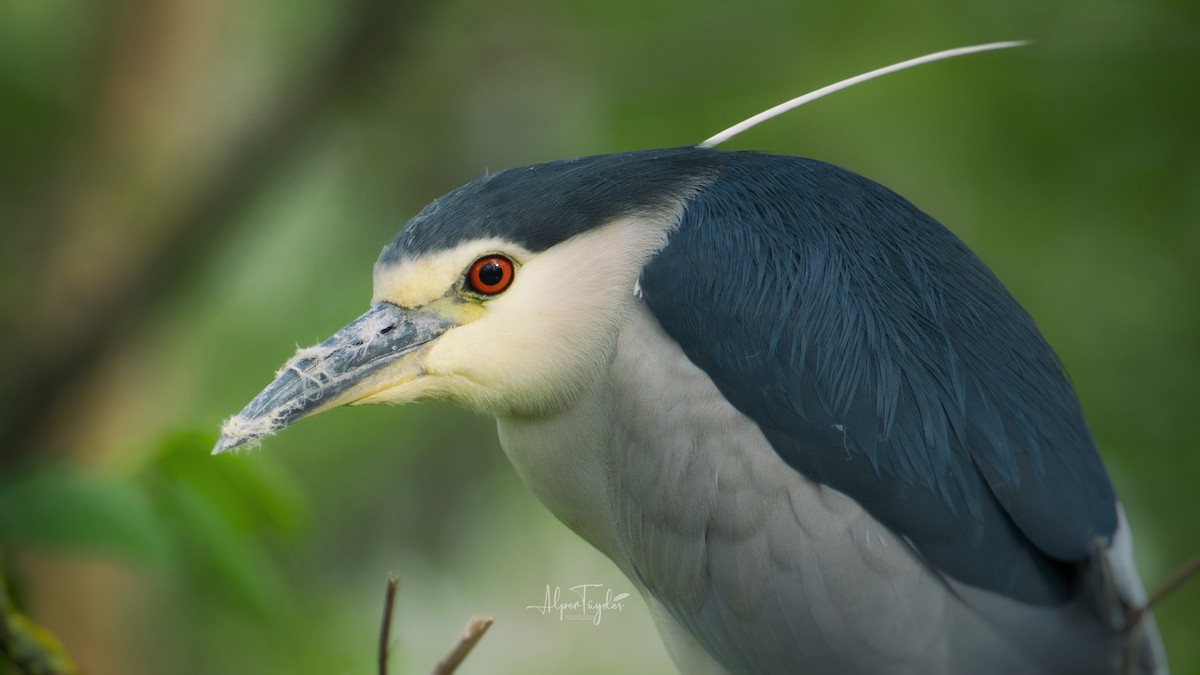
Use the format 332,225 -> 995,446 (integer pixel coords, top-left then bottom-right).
378,575 -> 400,675
431,616 -> 494,675
1128,551 -> 1200,625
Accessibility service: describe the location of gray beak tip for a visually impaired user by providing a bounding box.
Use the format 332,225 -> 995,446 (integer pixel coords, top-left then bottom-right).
212,413 -> 276,455
211,435 -> 243,455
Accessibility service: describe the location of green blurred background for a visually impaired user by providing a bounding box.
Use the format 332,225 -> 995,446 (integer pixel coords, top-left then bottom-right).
1,0 -> 1197,673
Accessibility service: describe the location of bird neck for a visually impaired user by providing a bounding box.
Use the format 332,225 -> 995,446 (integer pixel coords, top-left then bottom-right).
495,381 -> 626,563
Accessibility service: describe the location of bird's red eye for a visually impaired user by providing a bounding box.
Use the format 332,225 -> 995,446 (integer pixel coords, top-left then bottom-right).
467,255 -> 515,295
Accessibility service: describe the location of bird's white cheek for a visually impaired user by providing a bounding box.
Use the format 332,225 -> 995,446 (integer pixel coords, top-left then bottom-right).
416,215 -> 680,415
420,300 -> 622,415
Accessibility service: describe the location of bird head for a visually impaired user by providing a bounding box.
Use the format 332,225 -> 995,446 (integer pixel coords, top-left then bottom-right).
214,148 -> 721,453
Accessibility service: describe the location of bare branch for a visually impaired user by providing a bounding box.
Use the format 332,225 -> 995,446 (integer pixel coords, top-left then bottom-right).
1128,551 -> 1200,625
431,616 -> 494,675
378,575 -> 400,675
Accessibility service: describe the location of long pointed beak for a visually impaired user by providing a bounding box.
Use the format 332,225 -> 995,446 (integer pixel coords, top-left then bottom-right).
213,302 -> 454,454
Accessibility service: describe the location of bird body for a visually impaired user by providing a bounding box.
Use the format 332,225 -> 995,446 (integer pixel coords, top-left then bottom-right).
502,290 -> 1147,674
217,147 -> 1166,673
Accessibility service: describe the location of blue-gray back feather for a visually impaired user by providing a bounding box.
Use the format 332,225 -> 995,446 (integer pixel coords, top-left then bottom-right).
639,149 -> 1118,604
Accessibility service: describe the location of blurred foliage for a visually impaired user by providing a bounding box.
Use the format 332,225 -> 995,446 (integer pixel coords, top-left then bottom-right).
0,468 -> 167,565
0,433 -> 302,618
0,0 -> 1197,673
0,570 -> 76,675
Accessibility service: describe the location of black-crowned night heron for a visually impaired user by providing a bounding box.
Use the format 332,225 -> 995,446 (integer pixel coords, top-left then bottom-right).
215,45 -> 1166,674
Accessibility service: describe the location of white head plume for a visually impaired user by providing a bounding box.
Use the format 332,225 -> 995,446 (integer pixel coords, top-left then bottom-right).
699,41 -> 1029,149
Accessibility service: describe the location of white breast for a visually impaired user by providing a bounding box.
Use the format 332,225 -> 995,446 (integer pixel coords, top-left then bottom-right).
498,301 -> 1149,674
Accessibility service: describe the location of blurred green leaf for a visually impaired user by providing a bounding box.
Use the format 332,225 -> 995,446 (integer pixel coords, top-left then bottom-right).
0,577 -> 77,675
146,476 -> 286,618
0,612 -> 77,675
0,467 -> 168,565
132,431 -> 302,617
150,431 -> 306,535
0,432 -> 304,620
